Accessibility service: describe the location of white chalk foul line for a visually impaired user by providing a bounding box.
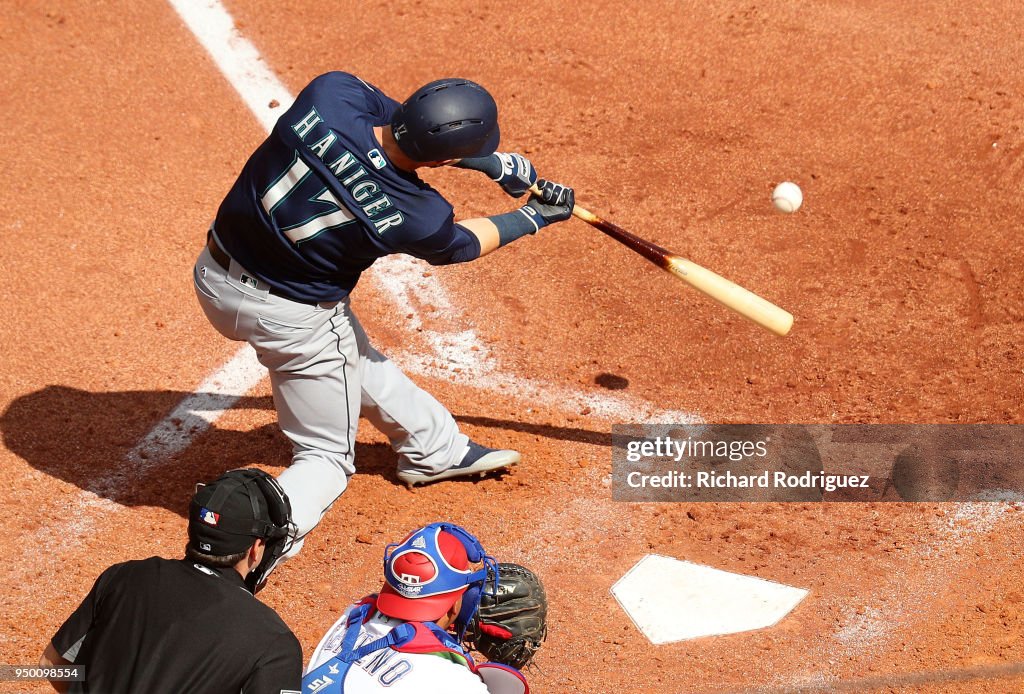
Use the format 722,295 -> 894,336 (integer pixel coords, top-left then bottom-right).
370,255 -> 701,423
396,348 -> 699,423
6,349 -> 267,584
166,0 -> 294,129
124,346 -> 266,468
2,3 -> 293,588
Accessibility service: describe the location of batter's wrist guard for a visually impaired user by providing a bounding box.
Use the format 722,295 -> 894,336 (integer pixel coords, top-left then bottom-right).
490,206 -> 547,247
458,153 -> 537,198
455,154 -> 503,178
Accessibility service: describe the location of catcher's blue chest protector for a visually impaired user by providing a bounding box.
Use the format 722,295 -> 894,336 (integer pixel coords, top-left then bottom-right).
302,602 -> 476,693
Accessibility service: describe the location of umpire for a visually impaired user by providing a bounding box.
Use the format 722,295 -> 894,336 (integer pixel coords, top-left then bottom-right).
40,469 -> 302,693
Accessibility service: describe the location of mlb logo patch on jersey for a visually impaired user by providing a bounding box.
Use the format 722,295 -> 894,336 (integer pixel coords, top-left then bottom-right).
199,507 -> 220,526
367,148 -> 387,169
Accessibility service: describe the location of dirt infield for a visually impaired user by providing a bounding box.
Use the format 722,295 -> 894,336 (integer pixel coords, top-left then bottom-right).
1,1 -> 1022,692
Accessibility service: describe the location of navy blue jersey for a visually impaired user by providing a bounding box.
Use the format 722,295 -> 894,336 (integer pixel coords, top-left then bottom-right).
214,72 -> 479,303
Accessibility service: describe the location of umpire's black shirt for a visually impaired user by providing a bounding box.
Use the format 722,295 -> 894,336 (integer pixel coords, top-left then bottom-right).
50,557 -> 301,694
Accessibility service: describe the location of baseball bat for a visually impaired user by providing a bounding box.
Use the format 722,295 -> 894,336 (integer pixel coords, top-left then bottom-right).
530,184 -> 794,336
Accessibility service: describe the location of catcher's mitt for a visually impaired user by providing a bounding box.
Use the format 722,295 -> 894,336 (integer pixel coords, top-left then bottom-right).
467,563 -> 548,670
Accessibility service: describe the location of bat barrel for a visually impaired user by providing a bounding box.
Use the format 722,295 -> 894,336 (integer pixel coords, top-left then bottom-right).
665,257 -> 794,336
531,185 -> 794,336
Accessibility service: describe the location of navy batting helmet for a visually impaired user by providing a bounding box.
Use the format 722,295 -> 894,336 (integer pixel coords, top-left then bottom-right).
391,79 -> 500,163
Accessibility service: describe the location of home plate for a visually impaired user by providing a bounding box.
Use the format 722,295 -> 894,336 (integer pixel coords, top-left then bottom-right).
611,555 -> 809,644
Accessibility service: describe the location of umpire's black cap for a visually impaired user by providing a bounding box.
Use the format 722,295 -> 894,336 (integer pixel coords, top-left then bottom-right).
391,78 -> 500,162
188,470 -> 278,556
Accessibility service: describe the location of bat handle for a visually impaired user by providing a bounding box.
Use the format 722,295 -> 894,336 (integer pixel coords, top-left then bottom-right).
527,183 -> 598,223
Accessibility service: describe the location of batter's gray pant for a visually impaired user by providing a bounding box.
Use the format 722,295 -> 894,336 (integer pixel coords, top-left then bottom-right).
192,243 -> 468,552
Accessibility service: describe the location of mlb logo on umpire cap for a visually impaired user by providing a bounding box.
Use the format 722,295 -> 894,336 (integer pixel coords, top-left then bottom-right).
199,508 -> 219,526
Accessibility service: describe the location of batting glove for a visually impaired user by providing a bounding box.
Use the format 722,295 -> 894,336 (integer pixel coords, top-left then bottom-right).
492,152 -> 538,197
524,178 -> 574,225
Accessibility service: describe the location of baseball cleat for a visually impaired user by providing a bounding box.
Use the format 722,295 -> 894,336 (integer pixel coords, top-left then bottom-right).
397,442 -> 520,487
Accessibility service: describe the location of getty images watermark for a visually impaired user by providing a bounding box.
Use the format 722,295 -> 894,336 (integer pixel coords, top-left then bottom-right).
611,424 -> 1024,502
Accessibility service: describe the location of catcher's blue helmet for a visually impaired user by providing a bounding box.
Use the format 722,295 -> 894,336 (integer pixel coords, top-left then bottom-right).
391,79 -> 500,162
378,523 -> 497,637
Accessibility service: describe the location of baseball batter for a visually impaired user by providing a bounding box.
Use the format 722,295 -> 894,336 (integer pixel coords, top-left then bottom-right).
193,73 -> 574,572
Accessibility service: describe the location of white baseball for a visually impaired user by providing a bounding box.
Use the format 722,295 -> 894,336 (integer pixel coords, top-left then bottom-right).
772,181 -> 803,213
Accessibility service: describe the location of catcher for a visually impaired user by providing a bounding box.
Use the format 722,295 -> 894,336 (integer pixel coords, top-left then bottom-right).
303,523 -> 547,693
